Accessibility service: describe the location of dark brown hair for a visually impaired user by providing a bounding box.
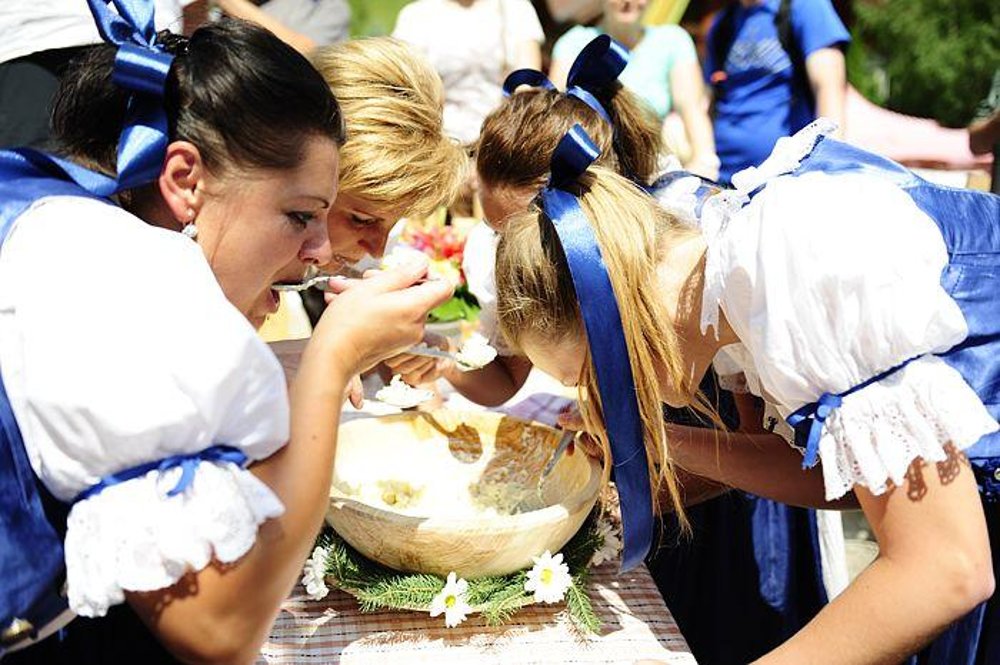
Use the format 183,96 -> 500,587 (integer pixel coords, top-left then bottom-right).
51,19 -> 345,180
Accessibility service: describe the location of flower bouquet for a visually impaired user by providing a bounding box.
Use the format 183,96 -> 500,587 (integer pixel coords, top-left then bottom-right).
385,212 -> 480,331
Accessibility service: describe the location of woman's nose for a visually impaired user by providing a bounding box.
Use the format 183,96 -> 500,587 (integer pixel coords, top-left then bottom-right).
301,222 -> 334,266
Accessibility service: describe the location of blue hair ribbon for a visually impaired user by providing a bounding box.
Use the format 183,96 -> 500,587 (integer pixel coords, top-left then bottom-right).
540,125 -> 653,570
85,0 -> 175,193
503,35 -> 628,125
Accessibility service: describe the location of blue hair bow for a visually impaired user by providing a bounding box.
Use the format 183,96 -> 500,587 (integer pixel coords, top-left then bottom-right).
503,35 -> 629,125
85,0 -> 175,193
540,125 -> 653,570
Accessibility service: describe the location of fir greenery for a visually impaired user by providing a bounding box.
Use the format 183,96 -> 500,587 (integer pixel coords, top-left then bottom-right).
315,510 -> 608,633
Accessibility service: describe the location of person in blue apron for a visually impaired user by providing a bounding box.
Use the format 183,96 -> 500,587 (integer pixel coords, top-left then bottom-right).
0,2 -> 451,662
401,36 -> 836,664
493,119 -> 999,664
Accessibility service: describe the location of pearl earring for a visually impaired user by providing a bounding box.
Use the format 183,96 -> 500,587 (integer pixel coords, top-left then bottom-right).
181,223 -> 198,240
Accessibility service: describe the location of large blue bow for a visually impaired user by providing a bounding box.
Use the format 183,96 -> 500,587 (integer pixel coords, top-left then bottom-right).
540,125 -> 653,570
503,35 -> 629,125
84,0 -> 175,193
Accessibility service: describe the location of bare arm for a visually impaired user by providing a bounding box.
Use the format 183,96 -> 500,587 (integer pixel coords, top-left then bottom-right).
213,0 -> 316,55
669,59 -> 719,181
126,266 -> 453,664
805,47 -> 847,137
549,57 -> 571,90
756,448 -> 994,664
442,354 -> 533,407
512,39 -> 542,72
666,423 -> 859,510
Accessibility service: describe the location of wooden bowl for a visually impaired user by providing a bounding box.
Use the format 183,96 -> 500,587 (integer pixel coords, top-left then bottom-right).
326,409 -> 603,578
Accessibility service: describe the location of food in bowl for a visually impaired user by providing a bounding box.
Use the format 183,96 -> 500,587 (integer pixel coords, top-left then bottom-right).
326,410 -> 602,577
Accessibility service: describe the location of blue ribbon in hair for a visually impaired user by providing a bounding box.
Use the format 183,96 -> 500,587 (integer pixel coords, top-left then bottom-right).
540,125 -> 653,570
74,445 -> 249,504
503,35 -> 629,125
85,0 -> 175,192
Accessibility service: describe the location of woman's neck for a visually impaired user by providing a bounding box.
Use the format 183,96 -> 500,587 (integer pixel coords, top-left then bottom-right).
656,232 -> 737,399
600,18 -> 643,50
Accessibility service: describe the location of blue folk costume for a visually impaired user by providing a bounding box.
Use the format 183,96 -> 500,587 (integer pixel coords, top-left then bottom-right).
0,2 -> 288,659
505,38 -> 834,665
696,119 -> 1000,664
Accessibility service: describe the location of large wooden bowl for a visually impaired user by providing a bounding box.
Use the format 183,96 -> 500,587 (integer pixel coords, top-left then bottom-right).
326,409 -> 603,578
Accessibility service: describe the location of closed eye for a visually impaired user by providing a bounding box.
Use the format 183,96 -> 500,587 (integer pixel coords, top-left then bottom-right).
286,211 -> 317,228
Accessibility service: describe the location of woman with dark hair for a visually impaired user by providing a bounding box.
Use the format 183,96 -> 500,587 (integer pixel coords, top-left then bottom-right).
0,4 -> 451,663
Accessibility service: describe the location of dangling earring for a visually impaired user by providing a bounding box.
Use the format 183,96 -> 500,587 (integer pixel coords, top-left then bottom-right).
181,208 -> 198,240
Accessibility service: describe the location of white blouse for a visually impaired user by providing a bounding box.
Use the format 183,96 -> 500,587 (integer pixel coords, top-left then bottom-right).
701,122 -> 999,500
0,196 -> 289,617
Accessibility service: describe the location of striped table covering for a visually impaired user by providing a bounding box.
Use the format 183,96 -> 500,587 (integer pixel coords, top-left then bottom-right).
258,562 -> 696,664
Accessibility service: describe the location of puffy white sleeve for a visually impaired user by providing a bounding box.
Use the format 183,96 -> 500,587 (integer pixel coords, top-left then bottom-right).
711,171 -> 998,500
0,196 -> 289,617
461,222 -> 512,356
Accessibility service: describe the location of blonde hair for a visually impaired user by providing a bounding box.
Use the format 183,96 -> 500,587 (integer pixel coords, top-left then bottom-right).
495,166 -> 700,525
311,37 -> 467,217
476,82 -> 664,194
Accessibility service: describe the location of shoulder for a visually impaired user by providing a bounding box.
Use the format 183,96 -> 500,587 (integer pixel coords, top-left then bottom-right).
791,0 -> 850,54
553,26 -> 599,61
503,0 -> 544,40
647,25 -> 697,63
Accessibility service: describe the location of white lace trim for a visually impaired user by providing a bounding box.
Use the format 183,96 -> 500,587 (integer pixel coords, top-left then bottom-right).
818,355 -> 999,501
699,118 -> 839,337
64,462 -> 284,617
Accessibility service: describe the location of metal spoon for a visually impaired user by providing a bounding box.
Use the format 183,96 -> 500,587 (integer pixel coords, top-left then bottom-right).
272,274 -> 334,292
536,430 -> 575,498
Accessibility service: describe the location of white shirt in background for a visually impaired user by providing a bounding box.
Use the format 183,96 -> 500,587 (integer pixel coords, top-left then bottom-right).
0,1 -> 196,65
393,0 -> 544,145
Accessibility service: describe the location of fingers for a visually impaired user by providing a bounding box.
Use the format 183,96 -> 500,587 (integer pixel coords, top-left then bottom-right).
556,403 -> 586,431
346,375 -> 364,408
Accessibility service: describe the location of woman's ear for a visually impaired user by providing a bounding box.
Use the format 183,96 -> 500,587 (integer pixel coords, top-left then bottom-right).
158,141 -> 206,226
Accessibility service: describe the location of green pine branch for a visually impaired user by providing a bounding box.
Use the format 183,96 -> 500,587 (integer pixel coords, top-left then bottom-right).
566,576 -> 601,634
481,573 -> 530,626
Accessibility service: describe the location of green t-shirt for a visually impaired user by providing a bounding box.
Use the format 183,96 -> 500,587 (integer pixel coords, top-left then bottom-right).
552,24 -> 698,119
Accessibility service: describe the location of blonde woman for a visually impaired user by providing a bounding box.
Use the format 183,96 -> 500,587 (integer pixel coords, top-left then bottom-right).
262,37 -> 467,340
495,122 -> 999,664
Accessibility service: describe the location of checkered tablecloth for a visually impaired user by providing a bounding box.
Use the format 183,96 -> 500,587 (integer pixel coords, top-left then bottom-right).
258,561 -> 695,665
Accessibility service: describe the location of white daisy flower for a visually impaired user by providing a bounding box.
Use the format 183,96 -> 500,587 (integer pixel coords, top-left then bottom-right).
302,546 -> 330,601
591,518 -> 623,567
429,572 -> 472,628
524,550 -> 572,604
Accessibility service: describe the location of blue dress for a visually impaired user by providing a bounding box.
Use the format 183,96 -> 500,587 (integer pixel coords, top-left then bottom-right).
788,135 -> 999,665
703,122 -> 999,664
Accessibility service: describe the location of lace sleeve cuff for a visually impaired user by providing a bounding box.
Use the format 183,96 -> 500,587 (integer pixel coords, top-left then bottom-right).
818,355 -> 999,501
64,462 -> 284,617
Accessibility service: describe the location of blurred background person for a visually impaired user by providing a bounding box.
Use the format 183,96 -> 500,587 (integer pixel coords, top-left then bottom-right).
0,0 -> 197,149
550,0 -> 720,180
392,0 -> 545,147
705,0 -> 849,184
204,0 -> 349,53
969,70 -> 1000,194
